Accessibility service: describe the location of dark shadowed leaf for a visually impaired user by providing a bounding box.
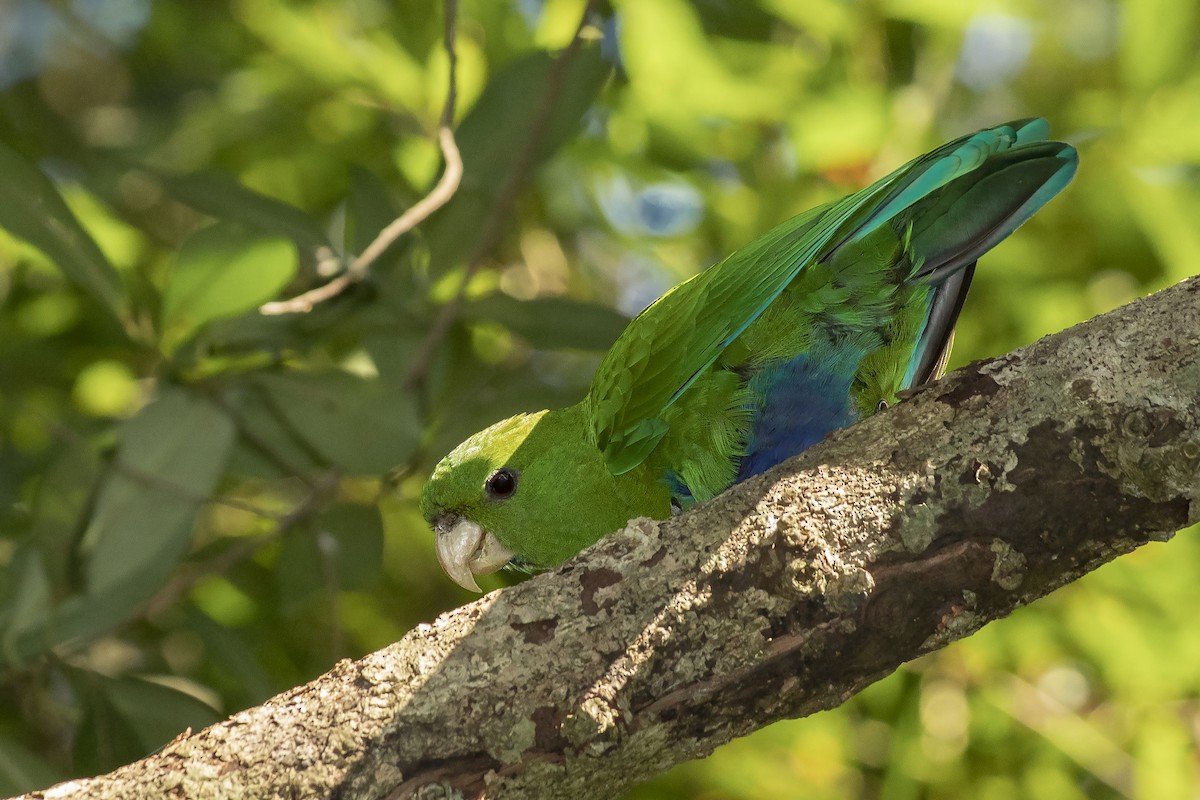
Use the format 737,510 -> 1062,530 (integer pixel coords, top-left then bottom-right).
5,388 -> 238,661
463,293 -> 628,350
345,165 -> 402,259
79,387 -> 234,595
0,733 -> 63,796
222,382 -> 327,479
73,682 -> 142,777
274,527 -> 324,617
0,142 -> 128,325
250,369 -> 418,474
164,171 -> 331,253
179,608 -> 277,709
73,672 -> 220,777
322,503 -> 384,590
361,330 -> 423,390
0,547 -> 52,668
26,445 -> 101,594
100,675 -> 221,750
272,504 -> 383,621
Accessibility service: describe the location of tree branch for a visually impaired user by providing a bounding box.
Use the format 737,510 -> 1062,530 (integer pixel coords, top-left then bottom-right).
17,277 -> 1199,800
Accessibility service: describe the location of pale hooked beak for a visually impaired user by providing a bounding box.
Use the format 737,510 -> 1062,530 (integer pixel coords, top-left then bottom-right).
433,515 -> 515,593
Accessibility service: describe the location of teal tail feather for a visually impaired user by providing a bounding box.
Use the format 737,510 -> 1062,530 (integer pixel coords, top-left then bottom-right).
857,119 -> 1078,388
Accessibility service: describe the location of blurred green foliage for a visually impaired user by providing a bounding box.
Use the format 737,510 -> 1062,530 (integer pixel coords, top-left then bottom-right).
0,0 -> 1196,796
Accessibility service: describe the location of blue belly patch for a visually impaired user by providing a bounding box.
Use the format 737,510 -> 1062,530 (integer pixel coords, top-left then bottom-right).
735,351 -> 863,481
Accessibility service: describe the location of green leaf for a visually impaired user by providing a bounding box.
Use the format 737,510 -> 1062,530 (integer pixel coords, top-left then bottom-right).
273,528 -> 325,617
0,142 -> 128,325
2,388 -> 238,660
74,672 -> 220,776
361,330 -> 424,390
271,505 -> 382,638
463,293 -> 628,351
221,382 -> 327,479
26,445 -> 101,594
249,369 -> 418,474
164,171 -> 331,253
99,675 -> 221,751
0,733 -> 64,796
161,223 -> 297,354
321,503 -> 384,590
81,387 -> 234,594
73,683 -> 142,776
425,44 -> 611,275
179,607 -> 277,707
272,505 -> 382,620
0,547 -> 52,668
345,165 -> 402,259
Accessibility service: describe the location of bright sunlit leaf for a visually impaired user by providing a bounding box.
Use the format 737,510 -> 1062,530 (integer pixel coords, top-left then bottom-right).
160,223 -> 296,354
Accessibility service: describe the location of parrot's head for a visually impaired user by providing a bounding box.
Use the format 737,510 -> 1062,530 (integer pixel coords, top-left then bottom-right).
420,404 -> 633,592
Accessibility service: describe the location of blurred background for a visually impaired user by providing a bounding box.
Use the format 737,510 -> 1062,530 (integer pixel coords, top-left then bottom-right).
0,0 -> 1197,797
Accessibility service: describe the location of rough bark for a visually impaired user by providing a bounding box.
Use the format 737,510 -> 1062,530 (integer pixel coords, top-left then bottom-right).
18,277 -> 1200,800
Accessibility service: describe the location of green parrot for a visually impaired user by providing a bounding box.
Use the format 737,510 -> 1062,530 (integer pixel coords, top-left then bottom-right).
421,118 -> 1077,591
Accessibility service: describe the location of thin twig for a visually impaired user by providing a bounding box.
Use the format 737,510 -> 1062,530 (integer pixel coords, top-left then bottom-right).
260,0 -> 463,316
402,0 -> 598,390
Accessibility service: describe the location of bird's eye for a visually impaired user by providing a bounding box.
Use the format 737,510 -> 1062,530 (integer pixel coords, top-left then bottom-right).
485,468 -> 518,500
876,399 -> 889,412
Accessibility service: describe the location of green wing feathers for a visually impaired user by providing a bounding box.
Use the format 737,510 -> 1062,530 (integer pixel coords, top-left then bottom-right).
587,118 -> 1078,475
